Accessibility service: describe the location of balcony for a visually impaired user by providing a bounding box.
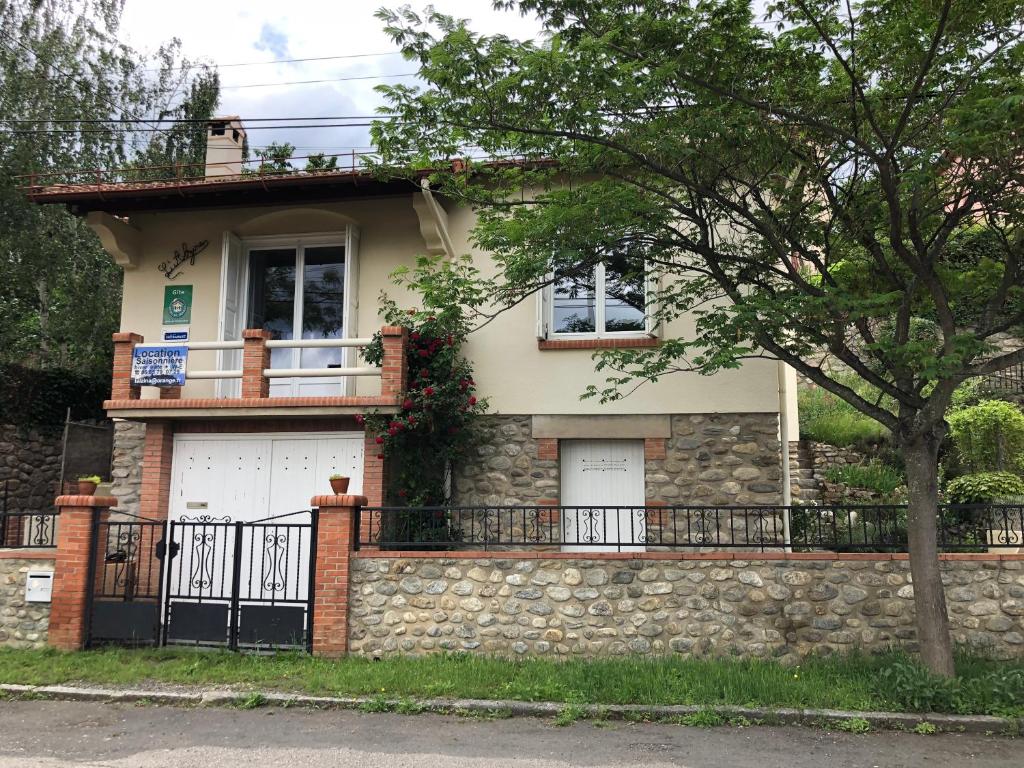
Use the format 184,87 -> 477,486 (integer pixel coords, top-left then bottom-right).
104,326 -> 408,419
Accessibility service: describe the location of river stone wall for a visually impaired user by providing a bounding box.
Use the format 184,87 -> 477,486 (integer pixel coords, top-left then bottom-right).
0,424 -> 63,516
349,555 -> 1024,662
0,557 -> 53,649
453,416 -> 558,506
109,421 -> 145,516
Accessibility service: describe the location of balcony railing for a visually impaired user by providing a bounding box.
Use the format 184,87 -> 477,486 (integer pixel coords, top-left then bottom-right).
358,503 -> 1024,553
108,325 -> 408,405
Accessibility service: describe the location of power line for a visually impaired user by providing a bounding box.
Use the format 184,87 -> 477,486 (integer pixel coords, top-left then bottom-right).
220,72 -> 417,89
144,51 -> 404,72
2,115 -> 394,124
1,122 -> 386,134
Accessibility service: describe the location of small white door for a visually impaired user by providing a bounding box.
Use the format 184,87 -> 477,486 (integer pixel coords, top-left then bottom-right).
561,439 -> 646,552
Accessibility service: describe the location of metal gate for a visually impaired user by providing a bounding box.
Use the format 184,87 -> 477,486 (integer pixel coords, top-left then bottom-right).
86,510 -> 318,651
86,513 -> 165,646
163,511 -> 318,650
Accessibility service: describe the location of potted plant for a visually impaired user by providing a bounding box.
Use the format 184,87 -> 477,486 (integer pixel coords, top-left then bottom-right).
77,475 -> 101,495
329,474 -> 350,494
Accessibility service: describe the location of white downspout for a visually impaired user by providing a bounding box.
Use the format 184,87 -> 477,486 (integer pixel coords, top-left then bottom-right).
778,360 -> 793,552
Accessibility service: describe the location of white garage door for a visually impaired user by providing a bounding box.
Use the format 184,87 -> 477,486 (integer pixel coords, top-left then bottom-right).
561,439 -> 646,552
169,432 -> 364,523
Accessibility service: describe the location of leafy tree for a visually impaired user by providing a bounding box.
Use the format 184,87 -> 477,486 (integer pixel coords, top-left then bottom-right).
245,141 -> 296,174
370,0 -> 1024,675
0,0 -> 219,379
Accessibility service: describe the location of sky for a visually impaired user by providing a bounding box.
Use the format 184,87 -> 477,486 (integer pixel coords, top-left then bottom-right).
118,1 -> 545,163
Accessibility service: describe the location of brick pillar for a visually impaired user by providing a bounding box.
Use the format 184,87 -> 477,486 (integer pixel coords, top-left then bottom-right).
48,494 -> 117,651
111,332 -> 143,400
242,328 -> 272,398
360,432 -> 385,547
379,325 -> 409,400
140,421 -> 174,520
310,494 -> 365,657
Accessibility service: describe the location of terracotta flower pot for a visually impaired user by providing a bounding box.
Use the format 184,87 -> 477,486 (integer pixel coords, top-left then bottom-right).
78,480 -> 98,496
329,476 -> 350,494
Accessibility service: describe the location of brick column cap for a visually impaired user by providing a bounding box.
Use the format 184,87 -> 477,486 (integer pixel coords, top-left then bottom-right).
312,494 -> 368,508
55,495 -> 118,508
380,325 -> 407,336
112,332 -> 144,343
243,328 -> 273,340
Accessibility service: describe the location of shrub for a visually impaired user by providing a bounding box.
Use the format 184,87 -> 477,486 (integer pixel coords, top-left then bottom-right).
947,400 -> 1024,474
798,385 -> 889,449
877,659 -> 1024,716
946,472 -> 1024,504
823,462 -> 905,495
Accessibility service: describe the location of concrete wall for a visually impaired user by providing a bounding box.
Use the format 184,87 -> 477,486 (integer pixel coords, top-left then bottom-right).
0,554 -> 54,649
349,553 -> 1024,662
112,196 -> 792,418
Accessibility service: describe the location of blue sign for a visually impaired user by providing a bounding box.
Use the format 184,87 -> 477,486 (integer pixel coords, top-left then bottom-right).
130,345 -> 188,387
162,330 -> 189,342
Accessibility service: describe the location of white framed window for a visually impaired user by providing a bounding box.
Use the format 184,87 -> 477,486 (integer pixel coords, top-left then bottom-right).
537,261 -> 656,339
217,229 -> 360,397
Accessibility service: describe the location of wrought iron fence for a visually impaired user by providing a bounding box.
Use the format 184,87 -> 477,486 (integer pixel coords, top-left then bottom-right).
0,483 -> 58,548
358,503 -> 1024,553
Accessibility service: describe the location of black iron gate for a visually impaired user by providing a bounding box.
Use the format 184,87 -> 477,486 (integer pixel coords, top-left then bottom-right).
163,511 -> 318,650
86,512 -> 164,646
86,510 -> 318,651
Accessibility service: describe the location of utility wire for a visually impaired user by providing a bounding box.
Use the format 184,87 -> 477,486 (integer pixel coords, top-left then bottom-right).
143,51 -> 404,72
220,72 -> 417,89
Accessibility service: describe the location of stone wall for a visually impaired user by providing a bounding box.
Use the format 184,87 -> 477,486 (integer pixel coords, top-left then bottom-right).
0,424 -> 63,516
453,416 -> 558,505
645,414 -> 782,505
0,557 -> 53,649
349,555 -> 1024,662
109,420 -> 145,516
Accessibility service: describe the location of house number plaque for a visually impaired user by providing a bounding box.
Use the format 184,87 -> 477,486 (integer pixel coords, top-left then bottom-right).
158,240 -> 209,279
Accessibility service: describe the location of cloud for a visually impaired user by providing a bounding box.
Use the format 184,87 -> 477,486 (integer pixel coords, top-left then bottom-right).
253,22 -> 290,59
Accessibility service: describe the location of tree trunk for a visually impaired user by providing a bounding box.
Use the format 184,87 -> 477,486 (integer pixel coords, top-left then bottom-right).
903,435 -> 956,677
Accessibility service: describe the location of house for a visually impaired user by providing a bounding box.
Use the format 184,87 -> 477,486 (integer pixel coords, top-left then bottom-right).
27,117 -> 799,551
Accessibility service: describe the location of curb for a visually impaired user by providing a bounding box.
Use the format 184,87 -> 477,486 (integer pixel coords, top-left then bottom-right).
0,683 -> 1019,735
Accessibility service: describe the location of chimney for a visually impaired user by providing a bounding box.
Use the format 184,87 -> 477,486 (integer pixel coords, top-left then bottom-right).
205,116 -> 246,177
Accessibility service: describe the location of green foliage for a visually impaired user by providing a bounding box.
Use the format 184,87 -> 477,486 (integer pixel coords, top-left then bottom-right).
236,692 -> 267,710
361,256 -> 489,508
947,400 -> 1024,474
946,472 -> 1024,504
824,462 -> 906,496
914,721 -> 937,735
835,717 -> 871,734
305,153 -> 339,171
0,363 -> 109,428
76,475 -> 101,484
676,709 -> 726,728
877,660 -> 1024,717
0,0 -> 218,383
789,505 -> 907,552
798,386 -> 889,449
245,142 -> 295,174
1,648 -> 1021,716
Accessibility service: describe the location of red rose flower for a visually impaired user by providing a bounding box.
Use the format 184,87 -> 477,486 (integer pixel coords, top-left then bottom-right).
375,436 -> 384,444
402,398 -> 414,410
418,349 -> 430,357
424,386 -> 435,396
407,415 -> 417,426
376,453 -> 384,459
468,396 -> 477,406
354,414 -> 364,425
410,332 -> 420,341
398,489 -> 408,497
388,427 -> 398,436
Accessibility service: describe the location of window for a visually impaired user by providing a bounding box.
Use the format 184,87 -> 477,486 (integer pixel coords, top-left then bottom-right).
246,241 -> 347,397
550,260 -> 648,336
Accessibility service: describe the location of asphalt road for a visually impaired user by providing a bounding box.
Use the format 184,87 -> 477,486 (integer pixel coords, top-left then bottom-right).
0,699 -> 1017,767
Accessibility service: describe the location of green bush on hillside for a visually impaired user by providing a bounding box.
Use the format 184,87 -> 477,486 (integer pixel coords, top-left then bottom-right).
947,399 -> 1024,474
824,462 -> 906,496
798,385 -> 889,449
946,472 -> 1024,504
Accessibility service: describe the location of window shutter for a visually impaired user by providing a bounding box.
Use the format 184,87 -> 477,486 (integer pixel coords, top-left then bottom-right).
535,283 -> 550,339
343,226 -> 361,395
644,268 -> 661,337
217,231 -> 244,398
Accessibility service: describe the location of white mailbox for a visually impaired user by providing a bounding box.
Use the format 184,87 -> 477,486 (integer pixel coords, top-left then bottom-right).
25,571 -> 54,603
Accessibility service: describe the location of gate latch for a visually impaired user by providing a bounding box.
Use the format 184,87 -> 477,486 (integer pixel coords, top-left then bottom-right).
155,539 -> 180,561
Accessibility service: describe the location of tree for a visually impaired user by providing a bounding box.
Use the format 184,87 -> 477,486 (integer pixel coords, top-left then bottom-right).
370,0 -> 1024,675
0,0 -> 219,377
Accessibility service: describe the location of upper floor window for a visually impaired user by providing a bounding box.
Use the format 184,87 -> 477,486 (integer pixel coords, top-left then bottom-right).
551,260 -> 647,336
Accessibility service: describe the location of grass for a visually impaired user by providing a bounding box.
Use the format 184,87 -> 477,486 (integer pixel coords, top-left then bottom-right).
798,384 -> 890,448
0,648 -> 1021,717
824,461 -> 906,495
